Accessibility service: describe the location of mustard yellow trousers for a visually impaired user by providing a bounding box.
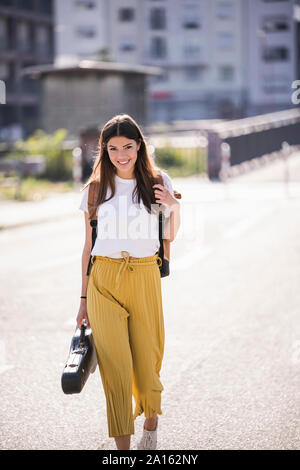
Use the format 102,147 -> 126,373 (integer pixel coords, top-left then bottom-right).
87,250 -> 165,438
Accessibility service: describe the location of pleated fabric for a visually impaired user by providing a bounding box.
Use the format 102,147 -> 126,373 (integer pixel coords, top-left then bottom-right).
86,250 -> 165,438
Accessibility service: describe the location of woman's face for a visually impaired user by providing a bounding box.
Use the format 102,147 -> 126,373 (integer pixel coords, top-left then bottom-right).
106,136 -> 141,179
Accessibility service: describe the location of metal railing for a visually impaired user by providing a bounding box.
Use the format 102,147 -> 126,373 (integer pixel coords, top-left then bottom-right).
205,108 -> 300,179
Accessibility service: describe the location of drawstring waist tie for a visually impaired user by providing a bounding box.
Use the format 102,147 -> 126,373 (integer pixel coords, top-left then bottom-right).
91,250 -> 162,289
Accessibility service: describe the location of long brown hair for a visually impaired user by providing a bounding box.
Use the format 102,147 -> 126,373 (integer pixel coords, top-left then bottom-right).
81,113 -> 164,219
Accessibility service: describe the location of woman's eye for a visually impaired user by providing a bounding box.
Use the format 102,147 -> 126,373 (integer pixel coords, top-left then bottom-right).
110,146 -> 132,151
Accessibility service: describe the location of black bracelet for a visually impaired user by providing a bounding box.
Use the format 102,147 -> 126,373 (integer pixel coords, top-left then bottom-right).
80,296 -> 87,299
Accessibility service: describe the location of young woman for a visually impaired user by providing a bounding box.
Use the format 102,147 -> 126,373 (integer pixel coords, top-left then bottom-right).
77,114 -> 180,451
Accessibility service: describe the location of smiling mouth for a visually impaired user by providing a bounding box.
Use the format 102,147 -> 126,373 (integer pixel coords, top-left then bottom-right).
118,160 -> 130,165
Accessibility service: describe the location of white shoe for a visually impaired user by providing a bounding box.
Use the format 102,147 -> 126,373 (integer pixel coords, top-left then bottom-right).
137,418 -> 158,450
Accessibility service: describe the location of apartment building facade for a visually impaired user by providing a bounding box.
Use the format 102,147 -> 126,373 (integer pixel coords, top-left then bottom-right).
246,0 -> 297,115
105,0 -> 246,122
106,0 -> 298,121
54,0 -> 108,65
34,0 -> 300,125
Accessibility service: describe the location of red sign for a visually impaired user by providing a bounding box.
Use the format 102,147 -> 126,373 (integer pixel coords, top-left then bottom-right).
150,91 -> 173,100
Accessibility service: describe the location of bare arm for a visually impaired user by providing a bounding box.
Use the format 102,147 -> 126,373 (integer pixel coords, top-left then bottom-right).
76,212 -> 93,327
80,212 -> 93,301
163,199 -> 181,242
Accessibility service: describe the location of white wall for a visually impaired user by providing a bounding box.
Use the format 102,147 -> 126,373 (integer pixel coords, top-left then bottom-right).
54,0 -> 109,65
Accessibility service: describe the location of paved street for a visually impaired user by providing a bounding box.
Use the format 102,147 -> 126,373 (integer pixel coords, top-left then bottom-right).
0,154 -> 300,450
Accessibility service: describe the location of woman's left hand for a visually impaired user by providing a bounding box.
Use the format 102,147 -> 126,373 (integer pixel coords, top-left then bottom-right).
153,184 -> 177,208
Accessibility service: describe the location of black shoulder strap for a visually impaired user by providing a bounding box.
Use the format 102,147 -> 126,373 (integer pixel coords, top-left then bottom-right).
158,211 -> 164,260
86,219 -> 97,276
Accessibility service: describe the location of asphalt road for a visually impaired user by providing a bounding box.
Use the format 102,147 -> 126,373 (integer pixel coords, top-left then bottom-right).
0,155 -> 300,450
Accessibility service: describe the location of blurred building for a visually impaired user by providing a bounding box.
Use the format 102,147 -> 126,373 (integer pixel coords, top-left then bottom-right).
295,0 -> 300,81
2,0 -> 298,140
0,0 -> 54,140
54,0 -> 299,124
54,0 -> 109,65
54,0 -> 248,122
247,0 -> 297,115
107,0 -> 247,122
21,60 -> 161,138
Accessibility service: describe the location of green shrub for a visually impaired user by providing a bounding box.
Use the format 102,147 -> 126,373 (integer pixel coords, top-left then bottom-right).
154,145 -> 207,177
5,128 -> 72,181
155,147 -> 186,168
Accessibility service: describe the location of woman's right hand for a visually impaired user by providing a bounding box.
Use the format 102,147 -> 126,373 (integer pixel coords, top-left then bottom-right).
76,303 -> 90,329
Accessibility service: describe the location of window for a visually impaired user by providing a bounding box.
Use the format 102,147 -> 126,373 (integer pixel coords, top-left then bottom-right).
16,0 -> 34,10
36,25 -> 50,56
263,74 -> 291,85
119,8 -> 135,22
76,26 -> 96,38
216,2 -> 234,20
150,37 -> 167,58
119,38 -> 136,52
263,85 -> 290,94
262,16 -> 289,32
262,74 -> 291,93
217,32 -> 234,49
76,1 -> 94,8
150,8 -> 166,29
0,17 -> 8,51
183,40 -> 201,59
183,5 -> 201,29
17,21 -> 31,53
0,0 -> 14,7
263,46 -> 289,61
36,0 -> 53,14
219,65 -> 234,81
185,67 -> 202,81
74,0 -> 96,9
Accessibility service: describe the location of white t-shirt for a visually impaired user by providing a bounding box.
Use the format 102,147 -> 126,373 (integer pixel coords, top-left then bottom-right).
79,171 -> 175,258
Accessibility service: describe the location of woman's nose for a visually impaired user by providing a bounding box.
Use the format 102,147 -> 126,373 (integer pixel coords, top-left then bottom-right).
118,150 -> 127,158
